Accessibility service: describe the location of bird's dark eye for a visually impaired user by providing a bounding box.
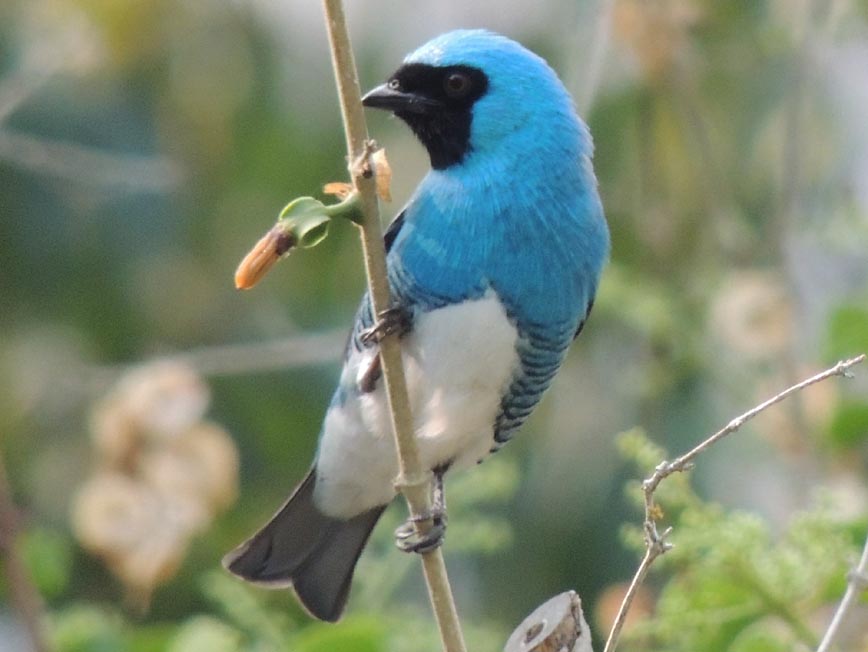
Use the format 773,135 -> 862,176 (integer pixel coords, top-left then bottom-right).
443,72 -> 471,98
388,78 -> 401,91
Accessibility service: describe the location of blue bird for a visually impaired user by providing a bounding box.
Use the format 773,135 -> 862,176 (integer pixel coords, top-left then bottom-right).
224,29 -> 609,622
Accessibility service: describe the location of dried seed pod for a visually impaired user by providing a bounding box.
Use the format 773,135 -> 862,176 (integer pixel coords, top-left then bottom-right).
323,182 -> 354,199
234,225 -> 296,290
372,147 -> 392,202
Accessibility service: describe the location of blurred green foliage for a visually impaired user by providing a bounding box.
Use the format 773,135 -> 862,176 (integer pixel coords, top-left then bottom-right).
20,528 -> 73,600
619,429 -> 864,652
827,306 -> 868,361
1,0 -> 868,650
42,457 -> 521,652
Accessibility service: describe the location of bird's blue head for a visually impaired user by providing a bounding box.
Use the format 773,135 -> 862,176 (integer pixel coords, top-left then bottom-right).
363,30 -> 588,171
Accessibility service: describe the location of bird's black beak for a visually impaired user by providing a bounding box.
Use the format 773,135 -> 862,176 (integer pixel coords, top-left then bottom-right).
362,84 -> 442,115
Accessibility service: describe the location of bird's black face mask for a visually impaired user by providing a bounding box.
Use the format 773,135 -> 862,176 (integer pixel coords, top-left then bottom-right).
363,64 -> 489,169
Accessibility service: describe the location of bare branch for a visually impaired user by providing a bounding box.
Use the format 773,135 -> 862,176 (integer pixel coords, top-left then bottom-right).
603,354 -> 867,652
816,530 -> 868,652
88,329 -> 346,383
644,354 -> 866,498
0,130 -> 184,192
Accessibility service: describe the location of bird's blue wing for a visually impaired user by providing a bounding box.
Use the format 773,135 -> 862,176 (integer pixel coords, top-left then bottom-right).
491,321 -> 571,450
491,302 -> 593,451
573,299 -> 594,340
383,210 -> 406,254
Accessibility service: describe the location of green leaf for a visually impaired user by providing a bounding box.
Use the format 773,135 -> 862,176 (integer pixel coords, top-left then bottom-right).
616,427 -> 667,472
293,615 -> 386,652
128,624 -> 176,652
827,401 -> 868,449
200,571 -> 292,649
49,605 -> 126,652
277,197 -> 332,249
278,196 -> 328,221
272,191 -> 361,252
20,527 -> 73,598
167,616 -> 243,652
296,217 -> 330,248
730,627 -> 791,652
825,305 -> 868,360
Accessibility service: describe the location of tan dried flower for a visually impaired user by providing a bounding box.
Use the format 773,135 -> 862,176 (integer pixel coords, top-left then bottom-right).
174,423 -> 239,511
90,396 -> 139,467
72,472 -> 161,553
73,362 -> 238,606
122,361 -> 210,439
234,225 -> 295,290
710,270 -> 794,361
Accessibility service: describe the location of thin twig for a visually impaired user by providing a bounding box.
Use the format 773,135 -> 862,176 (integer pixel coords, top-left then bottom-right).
1,331 -> 349,425
603,354 -> 867,652
0,451 -> 48,652
0,130 -> 183,192
602,546 -> 658,652
86,329 -> 347,384
319,3 -> 467,651
146,330 -> 347,376
816,530 -> 868,652
644,355 -> 866,497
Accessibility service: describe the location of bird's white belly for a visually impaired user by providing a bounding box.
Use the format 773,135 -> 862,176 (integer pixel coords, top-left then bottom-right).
314,293 -> 519,518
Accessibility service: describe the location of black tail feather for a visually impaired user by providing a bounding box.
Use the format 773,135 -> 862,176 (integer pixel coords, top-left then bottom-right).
223,469 -> 386,621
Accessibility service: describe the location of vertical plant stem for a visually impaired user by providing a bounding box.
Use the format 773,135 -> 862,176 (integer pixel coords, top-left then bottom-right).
319,3 -> 467,651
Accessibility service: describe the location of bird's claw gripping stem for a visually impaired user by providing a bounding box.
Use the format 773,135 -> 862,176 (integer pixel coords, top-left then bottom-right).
394,511 -> 448,554
360,306 -> 411,345
394,466 -> 448,554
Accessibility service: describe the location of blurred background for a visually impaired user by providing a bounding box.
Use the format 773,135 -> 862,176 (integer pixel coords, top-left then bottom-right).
2,0 -> 868,650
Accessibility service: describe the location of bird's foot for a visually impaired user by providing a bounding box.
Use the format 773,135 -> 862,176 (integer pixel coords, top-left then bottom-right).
394,510 -> 448,554
360,306 -> 411,346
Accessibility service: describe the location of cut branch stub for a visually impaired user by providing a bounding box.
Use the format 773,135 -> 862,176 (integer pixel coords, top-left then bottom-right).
505,591 -> 592,652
